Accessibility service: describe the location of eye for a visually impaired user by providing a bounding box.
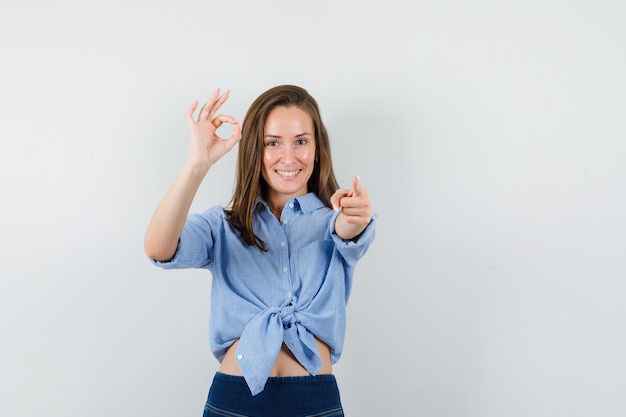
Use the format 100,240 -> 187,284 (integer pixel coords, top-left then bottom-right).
265,140 -> 278,147
296,138 -> 308,145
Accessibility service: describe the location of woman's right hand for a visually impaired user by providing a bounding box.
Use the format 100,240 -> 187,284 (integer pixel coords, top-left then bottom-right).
145,89 -> 240,261
186,88 -> 242,168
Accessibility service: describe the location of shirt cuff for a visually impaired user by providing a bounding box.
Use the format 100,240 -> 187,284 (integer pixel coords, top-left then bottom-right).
329,210 -> 377,248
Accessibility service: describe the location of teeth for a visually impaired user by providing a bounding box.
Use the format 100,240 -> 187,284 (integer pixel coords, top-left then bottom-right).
277,170 -> 299,177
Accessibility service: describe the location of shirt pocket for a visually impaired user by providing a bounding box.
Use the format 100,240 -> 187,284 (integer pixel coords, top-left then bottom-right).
297,239 -> 334,298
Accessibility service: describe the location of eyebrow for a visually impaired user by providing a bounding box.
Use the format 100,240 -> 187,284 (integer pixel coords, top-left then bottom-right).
263,132 -> 313,139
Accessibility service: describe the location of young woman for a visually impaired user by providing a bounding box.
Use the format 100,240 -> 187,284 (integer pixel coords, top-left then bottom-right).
145,85 -> 376,416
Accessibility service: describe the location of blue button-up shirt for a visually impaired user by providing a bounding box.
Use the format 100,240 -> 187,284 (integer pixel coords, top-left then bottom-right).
151,192 -> 376,395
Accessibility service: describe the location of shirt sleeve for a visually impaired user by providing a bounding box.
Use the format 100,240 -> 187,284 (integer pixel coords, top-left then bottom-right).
329,209 -> 377,267
149,207 -> 222,269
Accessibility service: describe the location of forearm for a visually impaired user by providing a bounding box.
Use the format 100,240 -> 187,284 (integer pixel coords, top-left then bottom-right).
144,161 -> 210,261
334,212 -> 368,241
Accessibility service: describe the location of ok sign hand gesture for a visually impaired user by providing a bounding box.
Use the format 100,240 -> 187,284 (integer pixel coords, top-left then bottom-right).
186,88 -> 242,168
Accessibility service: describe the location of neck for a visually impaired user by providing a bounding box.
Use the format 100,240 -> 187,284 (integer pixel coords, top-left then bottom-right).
266,197 -> 286,220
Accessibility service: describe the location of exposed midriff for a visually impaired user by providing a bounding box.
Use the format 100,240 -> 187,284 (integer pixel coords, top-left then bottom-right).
219,337 -> 333,377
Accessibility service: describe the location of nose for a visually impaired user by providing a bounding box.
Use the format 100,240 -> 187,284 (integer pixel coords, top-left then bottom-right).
280,144 -> 295,163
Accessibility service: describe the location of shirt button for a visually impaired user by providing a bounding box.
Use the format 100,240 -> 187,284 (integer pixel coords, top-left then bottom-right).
237,354 -> 243,360
282,267 -> 288,273
282,219 -> 288,224
280,241 -> 286,247
289,203 -> 294,208
286,292 -> 291,298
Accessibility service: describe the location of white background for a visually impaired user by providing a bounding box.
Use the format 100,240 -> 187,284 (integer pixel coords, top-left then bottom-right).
1,1 -> 625,416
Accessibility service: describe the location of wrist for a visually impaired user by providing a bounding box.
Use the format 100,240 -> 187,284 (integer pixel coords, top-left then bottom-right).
183,159 -> 211,176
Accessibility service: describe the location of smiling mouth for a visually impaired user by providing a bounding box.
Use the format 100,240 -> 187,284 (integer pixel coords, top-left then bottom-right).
276,169 -> 301,178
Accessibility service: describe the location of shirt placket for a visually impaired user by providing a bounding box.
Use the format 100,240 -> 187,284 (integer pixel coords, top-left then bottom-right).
278,202 -> 296,306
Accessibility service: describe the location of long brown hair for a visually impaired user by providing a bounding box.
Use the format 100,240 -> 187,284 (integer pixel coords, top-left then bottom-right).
225,85 -> 339,250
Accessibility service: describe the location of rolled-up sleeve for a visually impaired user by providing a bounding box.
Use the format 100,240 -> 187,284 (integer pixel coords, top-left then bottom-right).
150,209 -> 221,269
329,210 -> 377,266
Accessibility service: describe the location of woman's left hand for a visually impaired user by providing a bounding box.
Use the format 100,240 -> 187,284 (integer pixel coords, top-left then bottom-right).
332,176 -> 372,240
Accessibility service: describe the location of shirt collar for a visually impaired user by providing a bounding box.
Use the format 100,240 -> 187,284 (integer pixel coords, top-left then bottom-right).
294,192 -> 325,213
254,192 -> 326,214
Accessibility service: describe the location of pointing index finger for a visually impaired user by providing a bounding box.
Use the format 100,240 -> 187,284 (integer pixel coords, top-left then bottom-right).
351,175 -> 362,196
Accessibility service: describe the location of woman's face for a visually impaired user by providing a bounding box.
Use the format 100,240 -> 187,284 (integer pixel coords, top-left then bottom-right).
261,105 -> 316,209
